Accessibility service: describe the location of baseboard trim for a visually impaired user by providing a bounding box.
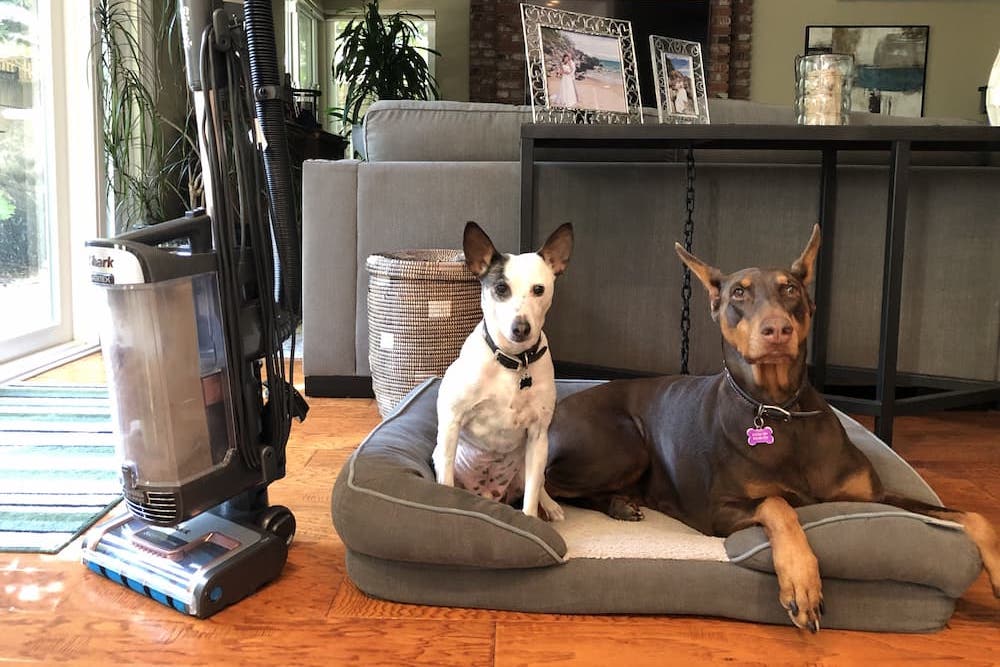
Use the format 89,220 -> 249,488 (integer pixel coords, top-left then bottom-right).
305,375 -> 375,398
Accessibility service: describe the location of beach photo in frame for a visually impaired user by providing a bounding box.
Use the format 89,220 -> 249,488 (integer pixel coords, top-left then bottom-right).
805,25 -> 929,118
520,4 -> 643,124
650,35 -> 709,124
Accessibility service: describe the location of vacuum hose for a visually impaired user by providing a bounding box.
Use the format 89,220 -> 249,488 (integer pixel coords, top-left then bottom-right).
243,0 -> 301,329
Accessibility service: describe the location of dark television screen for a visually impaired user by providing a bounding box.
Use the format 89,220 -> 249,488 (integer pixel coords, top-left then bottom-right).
523,1 -> 712,107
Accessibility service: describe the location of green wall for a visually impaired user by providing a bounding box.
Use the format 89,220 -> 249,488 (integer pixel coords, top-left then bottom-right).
751,0 -> 1000,120
321,0 -> 470,101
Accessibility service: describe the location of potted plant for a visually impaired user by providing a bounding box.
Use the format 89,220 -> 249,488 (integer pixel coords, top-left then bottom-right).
329,0 -> 440,156
93,0 -> 201,232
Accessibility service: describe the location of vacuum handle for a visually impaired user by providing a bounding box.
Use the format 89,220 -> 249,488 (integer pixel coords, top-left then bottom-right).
178,0 -> 217,92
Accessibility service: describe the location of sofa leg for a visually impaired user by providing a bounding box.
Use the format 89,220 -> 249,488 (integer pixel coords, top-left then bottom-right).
304,375 -> 375,398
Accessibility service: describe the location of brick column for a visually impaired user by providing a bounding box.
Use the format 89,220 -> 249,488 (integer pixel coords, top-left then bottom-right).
707,0 -> 732,98
729,0 -> 753,99
469,0 -> 526,104
708,0 -> 752,100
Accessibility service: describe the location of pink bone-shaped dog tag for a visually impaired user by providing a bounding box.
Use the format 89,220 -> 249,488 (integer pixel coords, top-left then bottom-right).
746,426 -> 775,446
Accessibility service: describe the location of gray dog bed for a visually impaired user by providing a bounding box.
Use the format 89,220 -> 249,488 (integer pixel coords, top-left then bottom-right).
331,379 -> 982,632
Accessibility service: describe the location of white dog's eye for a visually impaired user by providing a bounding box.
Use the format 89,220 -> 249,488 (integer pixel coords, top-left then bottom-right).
532,285 -> 545,297
494,282 -> 510,298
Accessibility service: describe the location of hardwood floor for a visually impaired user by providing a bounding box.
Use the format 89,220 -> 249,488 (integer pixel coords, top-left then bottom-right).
2,355 -> 998,666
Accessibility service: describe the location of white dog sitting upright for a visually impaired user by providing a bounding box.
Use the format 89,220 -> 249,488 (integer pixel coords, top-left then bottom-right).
434,221 -> 573,520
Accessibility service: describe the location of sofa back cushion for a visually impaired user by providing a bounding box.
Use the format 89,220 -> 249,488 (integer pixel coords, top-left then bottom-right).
362,99 -> 991,166
363,100 -> 533,162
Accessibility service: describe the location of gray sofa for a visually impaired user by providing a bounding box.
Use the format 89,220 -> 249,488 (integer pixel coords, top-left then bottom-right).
302,99 -> 1000,395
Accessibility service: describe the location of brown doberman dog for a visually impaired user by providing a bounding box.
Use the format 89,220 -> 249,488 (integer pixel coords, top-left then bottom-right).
545,225 -> 1000,631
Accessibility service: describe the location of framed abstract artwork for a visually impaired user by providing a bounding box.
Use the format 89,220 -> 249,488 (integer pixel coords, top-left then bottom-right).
805,25 -> 929,118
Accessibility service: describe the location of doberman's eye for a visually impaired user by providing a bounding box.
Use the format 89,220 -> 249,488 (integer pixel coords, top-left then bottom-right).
731,286 -> 746,300
782,283 -> 799,297
494,282 -> 510,298
532,284 -> 545,297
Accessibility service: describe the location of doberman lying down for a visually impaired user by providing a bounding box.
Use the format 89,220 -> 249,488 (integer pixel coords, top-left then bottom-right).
545,225 -> 999,632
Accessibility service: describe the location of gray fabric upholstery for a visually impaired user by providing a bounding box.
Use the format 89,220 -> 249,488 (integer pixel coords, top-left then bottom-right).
302,159 -> 360,376
346,550 -> 957,633
330,377 -> 982,632
302,100 -> 1000,385
331,378 -> 570,568
362,99 -> 988,166
352,161 -> 520,376
725,502 -> 980,598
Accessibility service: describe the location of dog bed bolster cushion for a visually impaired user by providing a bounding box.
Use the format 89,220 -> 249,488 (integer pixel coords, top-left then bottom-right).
331,379 -> 567,569
725,502 -> 982,598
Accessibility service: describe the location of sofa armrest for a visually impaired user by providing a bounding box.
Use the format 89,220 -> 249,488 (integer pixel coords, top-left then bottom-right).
303,159 -> 360,380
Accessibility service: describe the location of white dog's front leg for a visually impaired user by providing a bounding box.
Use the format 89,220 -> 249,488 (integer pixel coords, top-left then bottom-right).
523,430 -> 562,520
433,405 -> 461,486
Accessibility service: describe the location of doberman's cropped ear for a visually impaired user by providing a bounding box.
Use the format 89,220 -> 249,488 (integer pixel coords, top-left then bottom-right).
675,243 -> 724,314
463,221 -> 500,278
538,222 -> 574,276
791,224 -> 821,286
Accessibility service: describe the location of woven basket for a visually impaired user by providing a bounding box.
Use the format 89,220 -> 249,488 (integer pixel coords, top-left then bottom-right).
366,249 -> 482,417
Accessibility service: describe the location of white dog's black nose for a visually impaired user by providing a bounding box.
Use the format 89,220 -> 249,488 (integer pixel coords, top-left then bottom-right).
511,318 -> 531,342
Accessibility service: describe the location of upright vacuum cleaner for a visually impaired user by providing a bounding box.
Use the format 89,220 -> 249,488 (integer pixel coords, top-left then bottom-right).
81,0 -> 308,618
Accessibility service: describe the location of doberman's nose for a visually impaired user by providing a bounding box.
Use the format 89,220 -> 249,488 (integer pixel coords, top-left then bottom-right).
760,317 -> 793,345
511,318 -> 532,342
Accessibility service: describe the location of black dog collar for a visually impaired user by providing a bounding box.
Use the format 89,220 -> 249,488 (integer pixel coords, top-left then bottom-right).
482,324 -> 547,389
724,367 -> 823,421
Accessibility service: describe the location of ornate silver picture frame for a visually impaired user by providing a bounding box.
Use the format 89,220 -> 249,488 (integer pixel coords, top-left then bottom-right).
521,4 -> 643,124
650,35 -> 710,124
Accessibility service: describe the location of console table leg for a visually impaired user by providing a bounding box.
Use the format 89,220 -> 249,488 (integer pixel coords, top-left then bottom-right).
875,140 -> 912,445
812,148 -> 838,392
519,136 -> 535,253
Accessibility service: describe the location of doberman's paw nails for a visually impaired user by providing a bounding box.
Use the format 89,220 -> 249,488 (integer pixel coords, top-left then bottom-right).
781,587 -> 823,631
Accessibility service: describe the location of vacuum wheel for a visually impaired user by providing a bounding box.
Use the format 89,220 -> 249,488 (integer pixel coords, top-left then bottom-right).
258,505 -> 296,546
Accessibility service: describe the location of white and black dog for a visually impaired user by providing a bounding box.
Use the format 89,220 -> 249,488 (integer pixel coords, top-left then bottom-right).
433,221 -> 573,520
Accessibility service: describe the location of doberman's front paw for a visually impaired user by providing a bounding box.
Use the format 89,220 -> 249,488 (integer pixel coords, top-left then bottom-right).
777,554 -> 824,632
608,496 -> 644,522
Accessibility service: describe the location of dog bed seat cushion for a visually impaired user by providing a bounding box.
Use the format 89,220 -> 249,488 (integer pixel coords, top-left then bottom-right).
331,379 -> 982,632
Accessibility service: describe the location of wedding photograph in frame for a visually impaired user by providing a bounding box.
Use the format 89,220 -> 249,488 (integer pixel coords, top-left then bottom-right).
650,35 -> 709,124
520,4 -> 643,124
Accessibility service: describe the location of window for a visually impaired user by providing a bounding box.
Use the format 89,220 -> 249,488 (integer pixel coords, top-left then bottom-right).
0,1 -> 100,373
326,9 -> 436,133
286,0 -> 321,90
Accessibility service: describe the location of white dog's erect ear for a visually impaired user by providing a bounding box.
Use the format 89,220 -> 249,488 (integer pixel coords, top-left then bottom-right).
538,222 -> 574,276
674,242 -> 724,315
463,221 -> 499,278
790,224 -> 821,287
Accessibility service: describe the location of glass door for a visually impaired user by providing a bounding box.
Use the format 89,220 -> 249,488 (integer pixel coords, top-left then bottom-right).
0,0 -> 71,363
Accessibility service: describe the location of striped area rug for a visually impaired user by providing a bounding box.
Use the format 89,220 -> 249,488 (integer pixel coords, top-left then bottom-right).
0,384 -> 121,553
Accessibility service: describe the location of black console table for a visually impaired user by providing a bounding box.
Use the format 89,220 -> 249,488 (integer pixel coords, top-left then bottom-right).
519,123 -> 1000,444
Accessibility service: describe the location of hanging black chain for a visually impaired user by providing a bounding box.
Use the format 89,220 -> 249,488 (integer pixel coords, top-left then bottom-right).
679,147 -> 696,375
